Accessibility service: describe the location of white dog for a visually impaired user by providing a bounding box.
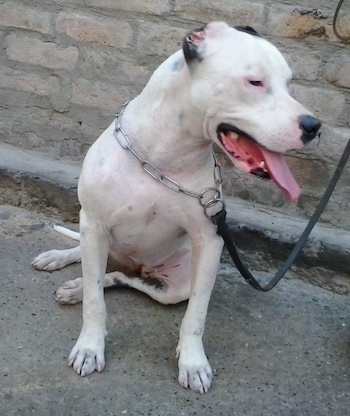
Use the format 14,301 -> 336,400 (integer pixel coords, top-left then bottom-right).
32,22 -> 321,393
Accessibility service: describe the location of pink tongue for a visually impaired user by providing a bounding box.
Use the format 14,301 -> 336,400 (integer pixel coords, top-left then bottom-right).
261,148 -> 300,201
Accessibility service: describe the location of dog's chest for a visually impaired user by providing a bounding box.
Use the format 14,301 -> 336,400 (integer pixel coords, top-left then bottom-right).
108,205 -> 188,264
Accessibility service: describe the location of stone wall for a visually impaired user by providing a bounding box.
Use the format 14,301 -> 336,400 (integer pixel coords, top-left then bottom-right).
0,0 -> 350,229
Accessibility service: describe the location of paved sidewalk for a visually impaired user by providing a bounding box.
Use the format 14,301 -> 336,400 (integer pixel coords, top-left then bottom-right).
0,205 -> 349,416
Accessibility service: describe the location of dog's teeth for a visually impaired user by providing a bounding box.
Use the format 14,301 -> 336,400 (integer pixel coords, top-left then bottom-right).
259,161 -> 268,172
259,160 -> 268,172
228,132 -> 238,140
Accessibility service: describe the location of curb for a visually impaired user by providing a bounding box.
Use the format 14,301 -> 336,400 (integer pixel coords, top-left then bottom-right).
0,144 -> 80,222
223,199 -> 350,294
1,143 -> 349,294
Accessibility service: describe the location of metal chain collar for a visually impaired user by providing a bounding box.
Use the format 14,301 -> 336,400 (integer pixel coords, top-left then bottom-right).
113,101 -> 225,219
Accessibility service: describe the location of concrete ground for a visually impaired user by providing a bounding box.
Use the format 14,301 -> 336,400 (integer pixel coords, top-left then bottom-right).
0,204 -> 349,416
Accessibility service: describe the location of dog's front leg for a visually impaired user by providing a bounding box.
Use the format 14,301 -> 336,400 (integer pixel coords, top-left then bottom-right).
68,210 -> 109,376
176,230 -> 224,394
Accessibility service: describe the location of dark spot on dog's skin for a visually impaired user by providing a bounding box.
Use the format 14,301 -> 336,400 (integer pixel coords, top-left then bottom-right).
161,274 -> 169,278
99,157 -> 105,167
172,57 -> 185,72
177,112 -> 186,129
139,276 -> 166,290
113,277 -> 129,288
145,210 -> 157,226
119,274 -> 166,290
128,206 -> 133,211
267,86 -> 273,95
177,229 -> 187,239
171,264 -> 181,268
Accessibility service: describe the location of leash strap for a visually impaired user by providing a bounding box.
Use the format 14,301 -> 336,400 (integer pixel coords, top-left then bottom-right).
212,139 -> 350,292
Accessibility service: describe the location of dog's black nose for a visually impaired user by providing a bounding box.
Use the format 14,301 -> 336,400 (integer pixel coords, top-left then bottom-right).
299,115 -> 321,144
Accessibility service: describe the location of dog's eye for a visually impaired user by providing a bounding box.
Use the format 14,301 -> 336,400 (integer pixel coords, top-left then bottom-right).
249,80 -> 263,87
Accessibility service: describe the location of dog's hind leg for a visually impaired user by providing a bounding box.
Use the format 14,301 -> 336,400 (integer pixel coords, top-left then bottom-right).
108,270 -> 190,305
55,249 -> 191,305
55,273 -> 121,305
55,269 -> 190,305
32,246 -> 81,271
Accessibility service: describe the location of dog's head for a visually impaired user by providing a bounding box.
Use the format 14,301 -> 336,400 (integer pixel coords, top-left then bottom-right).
183,22 -> 321,201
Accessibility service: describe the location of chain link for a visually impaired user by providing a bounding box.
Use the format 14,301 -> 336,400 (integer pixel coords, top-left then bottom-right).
113,101 -> 225,213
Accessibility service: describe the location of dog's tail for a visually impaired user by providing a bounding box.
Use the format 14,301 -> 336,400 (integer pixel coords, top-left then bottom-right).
53,225 -> 80,241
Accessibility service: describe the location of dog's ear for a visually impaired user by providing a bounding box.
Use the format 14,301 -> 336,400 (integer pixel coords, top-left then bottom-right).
183,27 -> 206,63
234,26 -> 262,37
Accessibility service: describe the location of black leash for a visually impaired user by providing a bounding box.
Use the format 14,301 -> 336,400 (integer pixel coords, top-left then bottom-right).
211,139 -> 350,292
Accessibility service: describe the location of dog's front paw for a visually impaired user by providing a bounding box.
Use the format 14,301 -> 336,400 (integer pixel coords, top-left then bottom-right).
176,340 -> 213,394
68,332 -> 106,376
32,249 -> 66,271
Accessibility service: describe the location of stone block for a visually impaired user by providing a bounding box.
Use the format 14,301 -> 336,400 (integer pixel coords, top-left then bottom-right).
286,154 -> 330,193
71,78 -> 131,111
69,106 -> 111,142
77,47 -> 150,88
326,54 -> 350,88
5,34 -> 78,70
174,0 -> 265,32
136,22 -> 185,58
0,66 -> 60,97
49,111 -> 102,144
282,45 -> 321,81
55,12 -> 132,48
266,4 -> 337,40
312,124 -> 350,165
290,84 -> 347,125
84,0 -> 170,14
0,2 -> 51,34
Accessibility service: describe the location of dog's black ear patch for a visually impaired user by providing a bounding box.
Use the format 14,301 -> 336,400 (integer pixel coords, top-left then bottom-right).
234,26 -> 262,37
183,27 -> 206,63
183,37 -> 201,62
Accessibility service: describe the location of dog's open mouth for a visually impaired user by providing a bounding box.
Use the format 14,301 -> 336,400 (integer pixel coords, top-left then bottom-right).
217,123 -> 300,201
